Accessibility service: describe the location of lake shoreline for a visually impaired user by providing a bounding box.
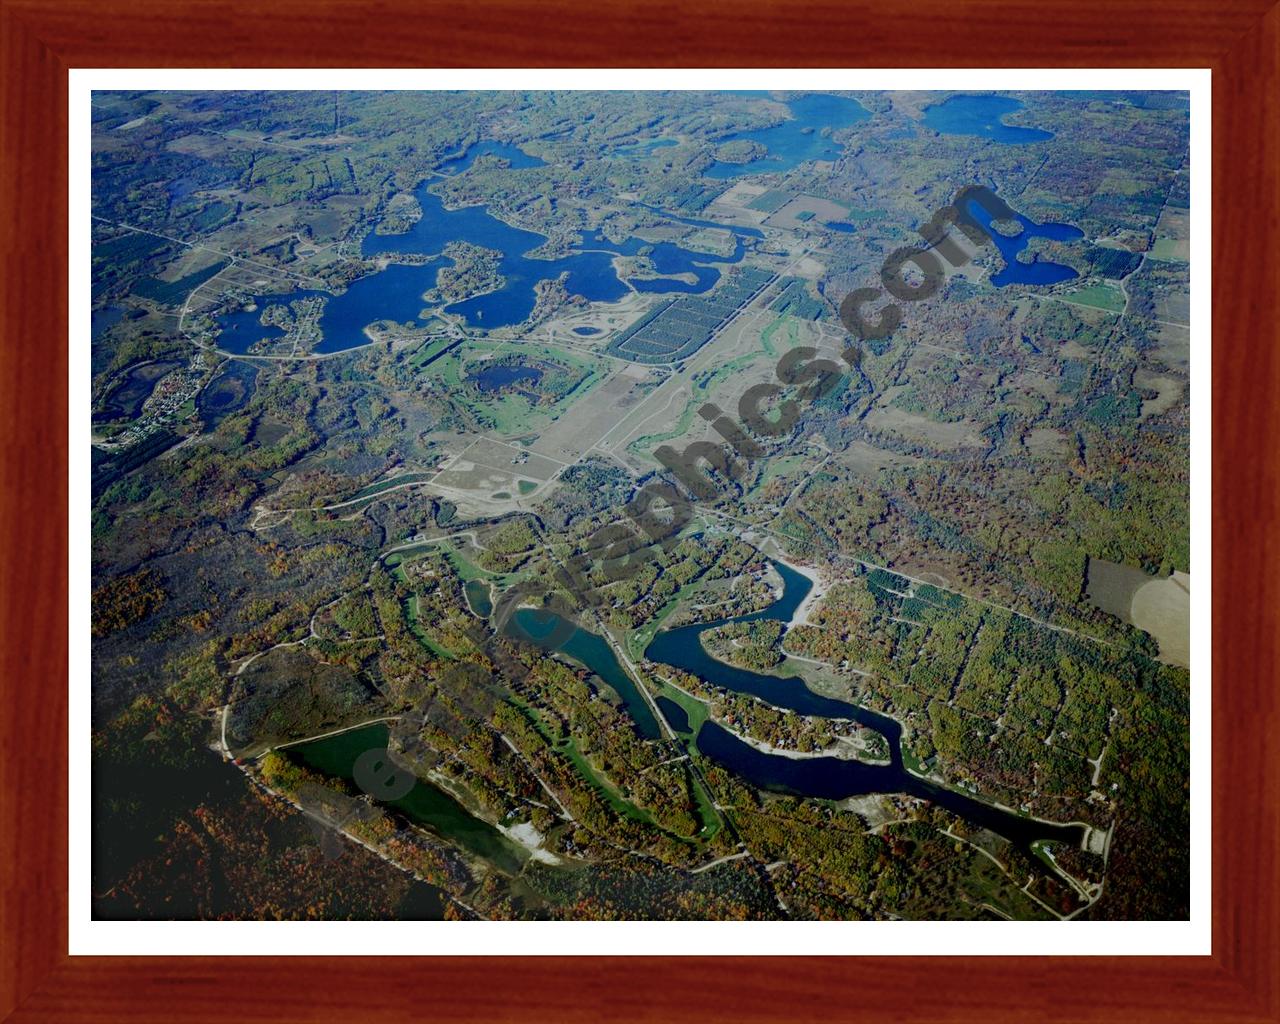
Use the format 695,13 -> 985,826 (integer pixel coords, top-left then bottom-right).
774,557 -> 828,627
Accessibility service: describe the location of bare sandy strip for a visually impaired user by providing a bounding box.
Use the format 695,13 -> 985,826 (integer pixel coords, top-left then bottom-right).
1130,571 -> 1191,669
498,821 -> 562,865
777,558 -> 829,628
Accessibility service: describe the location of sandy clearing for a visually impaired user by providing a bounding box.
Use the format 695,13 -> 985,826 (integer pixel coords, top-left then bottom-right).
1130,571 -> 1191,669
498,821 -> 562,865
776,558 -> 829,628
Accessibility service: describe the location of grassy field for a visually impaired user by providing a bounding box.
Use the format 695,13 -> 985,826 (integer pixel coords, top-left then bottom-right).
441,542 -> 494,582
687,769 -> 723,841
1066,284 -> 1126,313
746,453 -> 809,498
758,312 -> 798,357
626,316 -> 784,459
1148,238 -> 1189,263
658,682 -> 712,735
428,339 -> 610,436
408,335 -> 459,369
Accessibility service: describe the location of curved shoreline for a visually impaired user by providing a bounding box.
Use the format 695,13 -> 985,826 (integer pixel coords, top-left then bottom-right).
646,560 -> 1090,853
773,557 -> 828,627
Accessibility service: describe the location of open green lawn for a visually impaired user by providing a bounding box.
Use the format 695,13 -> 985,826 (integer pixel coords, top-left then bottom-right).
1148,238 -> 1189,263
1066,284 -> 1126,313
558,737 -> 656,825
627,319 -> 786,460
441,542 -> 493,581
408,335 -> 457,369
687,770 -> 723,841
759,312 -> 801,357
404,595 -> 455,659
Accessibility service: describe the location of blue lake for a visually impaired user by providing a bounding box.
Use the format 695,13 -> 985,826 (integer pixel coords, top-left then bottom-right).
214,257 -> 450,355
703,93 -> 871,179
215,177 -> 755,351
216,306 -> 287,353
364,185 -> 623,323
922,94 -> 1053,144
966,198 -> 1083,286
437,140 -> 545,174
577,228 -> 746,294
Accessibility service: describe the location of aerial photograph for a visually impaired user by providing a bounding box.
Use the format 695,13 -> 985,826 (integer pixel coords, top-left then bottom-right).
90,88 -> 1191,922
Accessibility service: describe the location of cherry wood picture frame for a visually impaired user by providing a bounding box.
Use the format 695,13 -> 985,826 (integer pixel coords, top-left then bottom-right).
2,1 -> 1276,1020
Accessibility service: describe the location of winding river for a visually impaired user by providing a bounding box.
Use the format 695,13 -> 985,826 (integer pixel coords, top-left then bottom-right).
503,561 -> 1084,851
643,561 -> 1087,851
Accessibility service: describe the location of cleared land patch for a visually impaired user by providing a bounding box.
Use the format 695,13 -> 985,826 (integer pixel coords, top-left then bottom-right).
764,195 -> 851,232
528,363 -> 654,463
1086,557 -> 1190,668
863,407 -> 985,451
1065,283 -> 1126,313
1134,368 -> 1183,420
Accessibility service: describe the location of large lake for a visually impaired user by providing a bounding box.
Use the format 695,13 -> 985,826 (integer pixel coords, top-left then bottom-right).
494,561 -> 1085,851
643,561 -> 1087,852
966,196 -> 1083,286
214,257 -> 450,356
704,93 -> 872,178
923,94 -> 1054,144
216,182 -> 753,352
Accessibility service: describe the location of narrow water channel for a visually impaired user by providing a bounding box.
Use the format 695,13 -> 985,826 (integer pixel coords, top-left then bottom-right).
644,561 -> 1087,851
497,561 -> 1083,851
